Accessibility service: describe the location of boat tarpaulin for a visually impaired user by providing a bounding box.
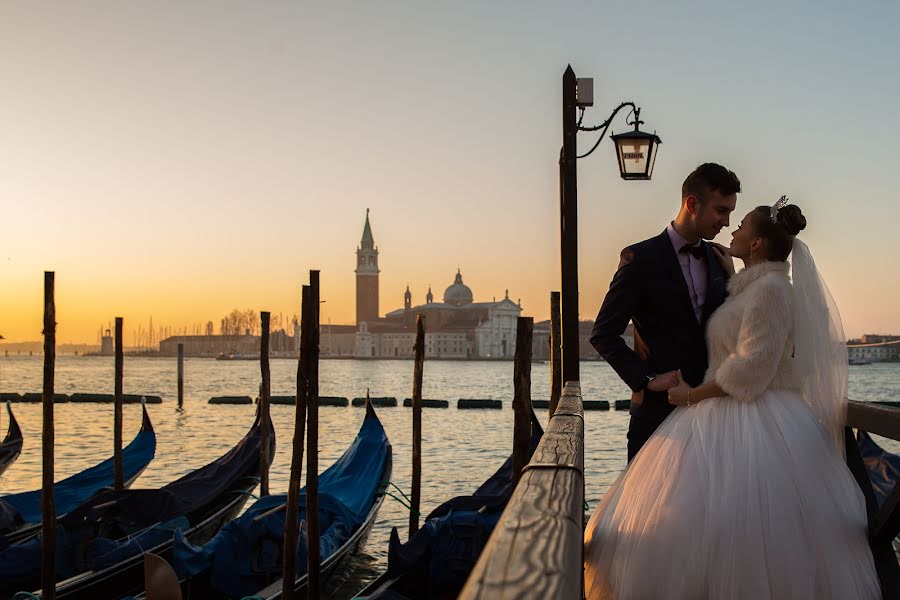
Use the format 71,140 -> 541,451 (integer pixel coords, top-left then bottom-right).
172,410 -> 389,599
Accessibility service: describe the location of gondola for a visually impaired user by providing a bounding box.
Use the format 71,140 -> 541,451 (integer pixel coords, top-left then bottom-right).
0,401 -> 156,544
0,408 -> 274,600
0,403 -> 23,478
355,408 -> 543,600
856,429 -> 900,513
151,400 -> 391,600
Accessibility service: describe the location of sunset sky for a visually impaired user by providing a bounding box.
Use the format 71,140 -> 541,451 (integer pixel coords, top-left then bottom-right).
2,2 -> 899,344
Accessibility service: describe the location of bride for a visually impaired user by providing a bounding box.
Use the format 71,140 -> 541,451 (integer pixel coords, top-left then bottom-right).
584,199 -> 881,599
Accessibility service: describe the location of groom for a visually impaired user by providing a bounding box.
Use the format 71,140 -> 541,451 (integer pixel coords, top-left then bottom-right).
590,163 -> 740,461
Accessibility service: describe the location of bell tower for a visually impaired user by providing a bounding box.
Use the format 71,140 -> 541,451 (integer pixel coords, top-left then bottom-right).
355,209 -> 380,325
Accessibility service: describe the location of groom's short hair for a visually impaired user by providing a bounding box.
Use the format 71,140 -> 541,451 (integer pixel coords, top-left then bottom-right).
682,163 -> 741,204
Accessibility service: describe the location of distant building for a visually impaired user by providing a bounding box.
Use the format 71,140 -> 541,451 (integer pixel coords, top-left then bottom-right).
356,209 -> 379,325
159,334 -> 259,357
847,335 -> 900,362
100,329 -> 113,356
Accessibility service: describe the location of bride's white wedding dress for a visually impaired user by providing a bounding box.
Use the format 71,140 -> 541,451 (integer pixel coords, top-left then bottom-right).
584,258 -> 880,599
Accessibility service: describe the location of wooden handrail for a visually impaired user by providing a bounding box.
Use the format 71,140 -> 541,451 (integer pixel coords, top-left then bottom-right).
459,382 -> 585,600
846,400 -> 900,441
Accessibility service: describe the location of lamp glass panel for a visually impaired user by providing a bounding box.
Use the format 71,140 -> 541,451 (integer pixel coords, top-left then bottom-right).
616,137 -> 651,177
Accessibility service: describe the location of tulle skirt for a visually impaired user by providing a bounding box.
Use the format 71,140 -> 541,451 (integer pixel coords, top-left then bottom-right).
584,390 -> 880,600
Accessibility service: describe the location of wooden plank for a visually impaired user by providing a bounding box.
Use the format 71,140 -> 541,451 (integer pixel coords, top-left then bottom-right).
460,384 -> 584,600
846,401 -> 900,441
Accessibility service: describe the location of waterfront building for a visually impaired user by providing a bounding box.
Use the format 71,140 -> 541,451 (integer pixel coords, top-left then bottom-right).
847,336 -> 900,363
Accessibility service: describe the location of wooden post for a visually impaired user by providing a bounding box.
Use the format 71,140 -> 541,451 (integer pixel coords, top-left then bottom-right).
549,291 -> 562,419
512,317 -> 533,490
259,311 -> 271,498
560,65 -> 580,383
410,314 -> 425,538
114,317 -> 124,490
177,342 -> 184,408
41,271 -> 57,600
306,270 -> 321,599
282,286 -> 310,600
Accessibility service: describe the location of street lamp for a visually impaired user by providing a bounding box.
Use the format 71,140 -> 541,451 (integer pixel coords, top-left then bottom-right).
558,65 -> 660,383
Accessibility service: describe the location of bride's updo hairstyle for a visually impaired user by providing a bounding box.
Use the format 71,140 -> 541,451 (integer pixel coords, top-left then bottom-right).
749,204 -> 807,262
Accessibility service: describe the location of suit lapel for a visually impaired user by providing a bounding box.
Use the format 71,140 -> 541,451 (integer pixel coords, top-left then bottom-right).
656,230 -> 700,329
702,241 -> 726,325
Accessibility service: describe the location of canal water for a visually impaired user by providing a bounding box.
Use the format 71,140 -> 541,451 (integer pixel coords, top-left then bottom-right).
1,356 -> 898,597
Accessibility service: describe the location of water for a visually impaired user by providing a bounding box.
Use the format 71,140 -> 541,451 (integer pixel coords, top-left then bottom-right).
1,356 -> 898,597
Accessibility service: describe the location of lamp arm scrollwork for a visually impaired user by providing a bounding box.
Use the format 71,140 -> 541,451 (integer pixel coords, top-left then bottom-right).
576,101 -> 639,159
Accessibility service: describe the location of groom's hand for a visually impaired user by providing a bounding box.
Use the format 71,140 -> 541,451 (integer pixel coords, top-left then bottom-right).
647,370 -> 679,392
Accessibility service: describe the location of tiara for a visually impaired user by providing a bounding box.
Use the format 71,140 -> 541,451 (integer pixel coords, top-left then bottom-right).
770,195 -> 789,222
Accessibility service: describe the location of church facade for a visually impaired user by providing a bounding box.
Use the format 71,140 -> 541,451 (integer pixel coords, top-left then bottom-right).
319,212 -> 525,359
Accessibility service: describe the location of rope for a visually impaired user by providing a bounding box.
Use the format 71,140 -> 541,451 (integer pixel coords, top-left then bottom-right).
12,593 -> 41,600
377,491 -> 420,517
378,480 -> 412,503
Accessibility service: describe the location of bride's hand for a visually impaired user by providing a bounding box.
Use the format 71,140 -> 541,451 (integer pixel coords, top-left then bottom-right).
667,370 -> 693,406
711,243 -> 735,277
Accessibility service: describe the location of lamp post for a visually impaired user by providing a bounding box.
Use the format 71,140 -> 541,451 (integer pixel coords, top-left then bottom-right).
558,65 -> 661,383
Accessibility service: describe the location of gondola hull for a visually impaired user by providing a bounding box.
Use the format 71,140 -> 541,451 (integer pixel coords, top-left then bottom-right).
51,475 -> 260,600
0,403 -> 23,478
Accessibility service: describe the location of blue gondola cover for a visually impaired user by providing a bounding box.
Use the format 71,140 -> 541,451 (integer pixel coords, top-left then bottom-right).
172,411 -> 389,598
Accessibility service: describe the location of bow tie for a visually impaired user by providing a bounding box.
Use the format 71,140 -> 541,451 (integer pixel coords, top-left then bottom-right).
679,244 -> 705,260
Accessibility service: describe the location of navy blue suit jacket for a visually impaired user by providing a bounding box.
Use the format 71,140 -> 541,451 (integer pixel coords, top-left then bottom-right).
590,229 -> 728,420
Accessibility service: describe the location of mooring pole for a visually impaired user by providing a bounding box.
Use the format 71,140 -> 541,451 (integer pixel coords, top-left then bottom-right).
114,317 -> 124,490
306,270 -> 321,599
560,65 -> 580,384
259,311 -> 271,497
512,317 -> 534,490
409,314 -> 425,538
282,286 -> 310,600
41,271 -> 57,600
549,291 -> 562,419
177,342 -> 184,408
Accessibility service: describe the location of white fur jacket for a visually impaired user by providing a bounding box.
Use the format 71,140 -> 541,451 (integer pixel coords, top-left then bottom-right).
704,261 -> 798,401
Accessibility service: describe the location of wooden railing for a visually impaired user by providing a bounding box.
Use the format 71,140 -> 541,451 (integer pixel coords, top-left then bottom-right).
459,382 -> 585,600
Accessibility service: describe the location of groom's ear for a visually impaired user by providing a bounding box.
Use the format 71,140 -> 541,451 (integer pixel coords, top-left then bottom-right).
684,194 -> 700,215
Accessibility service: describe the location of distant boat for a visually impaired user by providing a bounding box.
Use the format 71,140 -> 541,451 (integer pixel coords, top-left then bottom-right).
0,403 -> 23,478
850,358 -> 872,366
216,352 -> 258,361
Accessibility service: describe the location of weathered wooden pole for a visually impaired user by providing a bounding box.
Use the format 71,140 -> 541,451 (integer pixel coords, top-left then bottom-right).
177,342 -> 184,408
549,291 -> 562,419
259,311 -> 271,498
560,65 -> 580,384
114,317 -> 124,490
512,317 -> 534,490
41,271 -> 57,600
409,314 -> 425,538
282,286 -> 310,600
306,270 -> 321,599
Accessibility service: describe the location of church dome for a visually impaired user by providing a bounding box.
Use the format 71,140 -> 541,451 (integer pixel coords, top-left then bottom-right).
443,269 -> 473,306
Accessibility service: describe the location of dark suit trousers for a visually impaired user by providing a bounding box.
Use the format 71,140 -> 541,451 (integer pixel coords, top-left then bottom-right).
627,413 -> 668,462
